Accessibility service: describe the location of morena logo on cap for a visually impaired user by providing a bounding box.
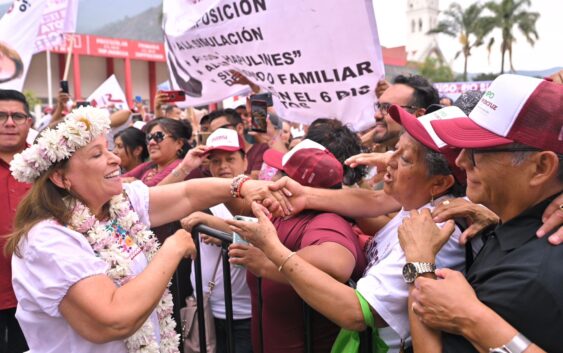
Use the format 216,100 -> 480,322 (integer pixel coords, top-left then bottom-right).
210,135 -> 229,143
480,90 -> 498,111
484,91 -> 495,99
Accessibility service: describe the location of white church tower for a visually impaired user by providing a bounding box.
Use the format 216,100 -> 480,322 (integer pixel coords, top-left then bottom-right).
405,0 -> 444,62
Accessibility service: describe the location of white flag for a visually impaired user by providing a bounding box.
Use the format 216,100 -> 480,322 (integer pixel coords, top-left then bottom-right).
0,0 -> 47,90
87,74 -> 129,111
34,0 -> 79,53
162,0 -> 385,131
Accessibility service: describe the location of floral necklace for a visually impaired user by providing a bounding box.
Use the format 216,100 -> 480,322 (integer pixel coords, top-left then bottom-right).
67,192 -> 180,353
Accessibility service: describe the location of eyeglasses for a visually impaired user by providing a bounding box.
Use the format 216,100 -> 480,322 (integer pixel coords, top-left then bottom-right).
146,131 -> 170,144
466,147 -> 540,167
374,102 -> 418,116
0,111 -> 29,125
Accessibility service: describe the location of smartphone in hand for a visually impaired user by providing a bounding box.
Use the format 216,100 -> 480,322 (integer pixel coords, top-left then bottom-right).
60,80 -> 69,94
250,92 -> 273,107
161,90 -> 186,103
250,99 -> 268,133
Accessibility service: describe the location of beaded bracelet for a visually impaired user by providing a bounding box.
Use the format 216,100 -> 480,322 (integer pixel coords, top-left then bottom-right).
236,177 -> 251,198
278,252 -> 297,272
230,174 -> 250,198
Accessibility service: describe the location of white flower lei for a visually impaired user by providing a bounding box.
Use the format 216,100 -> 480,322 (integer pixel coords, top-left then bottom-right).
10,106 -> 110,183
67,193 -> 180,353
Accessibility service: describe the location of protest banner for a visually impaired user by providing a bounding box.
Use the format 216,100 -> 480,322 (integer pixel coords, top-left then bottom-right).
0,0 -> 46,90
434,81 -> 493,101
163,0 -> 384,131
87,74 -> 129,110
34,0 -> 79,53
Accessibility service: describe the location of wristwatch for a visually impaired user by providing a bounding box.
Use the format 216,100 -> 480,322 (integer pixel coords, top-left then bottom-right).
402,262 -> 436,283
489,333 -> 532,353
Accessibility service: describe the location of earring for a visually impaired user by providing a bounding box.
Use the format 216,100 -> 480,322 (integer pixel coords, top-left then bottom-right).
430,193 -> 435,207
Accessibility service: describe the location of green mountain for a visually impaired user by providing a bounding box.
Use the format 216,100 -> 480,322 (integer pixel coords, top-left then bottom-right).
92,5 -> 163,42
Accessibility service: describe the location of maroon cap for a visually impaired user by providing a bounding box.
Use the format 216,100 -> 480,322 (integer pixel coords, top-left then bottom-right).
264,139 -> 343,188
430,74 -> 563,154
389,105 -> 467,185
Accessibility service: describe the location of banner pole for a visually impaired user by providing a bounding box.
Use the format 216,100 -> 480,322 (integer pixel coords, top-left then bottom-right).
63,35 -> 75,81
46,49 -> 53,107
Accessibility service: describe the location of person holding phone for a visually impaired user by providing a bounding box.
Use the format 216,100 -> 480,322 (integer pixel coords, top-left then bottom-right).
153,91 -> 185,120
181,128 -> 254,353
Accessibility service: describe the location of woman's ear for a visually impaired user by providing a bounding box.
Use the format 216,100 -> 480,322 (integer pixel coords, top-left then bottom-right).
431,174 -> 455,196
49,169 -> 69,190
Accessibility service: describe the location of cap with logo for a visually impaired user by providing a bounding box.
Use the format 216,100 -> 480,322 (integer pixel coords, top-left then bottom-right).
263,139 -> 343,188
205,128 -> 245,154
388,105 -> 467,184
429,74 -> 563,154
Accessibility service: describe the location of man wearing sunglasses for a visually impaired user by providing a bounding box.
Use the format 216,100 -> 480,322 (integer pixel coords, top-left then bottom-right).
399,74 -> 563,353
370,75 -> 439,152
0,89 -> 31,352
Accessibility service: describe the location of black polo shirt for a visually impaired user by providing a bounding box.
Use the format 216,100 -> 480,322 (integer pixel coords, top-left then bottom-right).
442,192 -> 563,353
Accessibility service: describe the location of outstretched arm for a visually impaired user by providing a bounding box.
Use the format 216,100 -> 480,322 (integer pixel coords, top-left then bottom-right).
148,178 -> 290,227
267,176 -> 401,218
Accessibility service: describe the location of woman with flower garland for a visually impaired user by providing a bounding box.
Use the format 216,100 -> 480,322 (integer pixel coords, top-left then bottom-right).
5,106 -> 281,353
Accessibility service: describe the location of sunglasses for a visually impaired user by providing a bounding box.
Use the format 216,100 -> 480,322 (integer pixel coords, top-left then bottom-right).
374,102 -> 418,115
466,147 -> 540,167
146,131 -> 170,144
0,111 -> 29,125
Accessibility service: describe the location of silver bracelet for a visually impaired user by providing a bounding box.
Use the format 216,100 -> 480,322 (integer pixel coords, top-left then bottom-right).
489,333 -> 532,353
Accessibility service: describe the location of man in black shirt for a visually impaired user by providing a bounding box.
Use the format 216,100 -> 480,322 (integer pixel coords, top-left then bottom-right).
397,74 -> 563,353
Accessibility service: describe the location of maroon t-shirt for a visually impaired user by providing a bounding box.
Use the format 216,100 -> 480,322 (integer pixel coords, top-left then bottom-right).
0,158 -> 31,309
245,142 -> 268,174
247,211 -> 367,353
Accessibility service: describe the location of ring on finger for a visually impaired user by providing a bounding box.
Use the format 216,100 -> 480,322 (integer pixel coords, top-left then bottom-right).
442,200 -> 451,206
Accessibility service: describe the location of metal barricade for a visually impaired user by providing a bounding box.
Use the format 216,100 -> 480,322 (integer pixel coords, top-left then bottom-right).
190,224 -> 374,353
191,224 -> 235,353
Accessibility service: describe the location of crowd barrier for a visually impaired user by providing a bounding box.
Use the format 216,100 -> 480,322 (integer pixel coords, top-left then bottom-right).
190,224 -> 375,353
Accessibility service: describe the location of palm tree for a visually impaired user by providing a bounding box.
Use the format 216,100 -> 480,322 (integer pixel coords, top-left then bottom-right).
428,3 -> 495,81
484,0 -> 540,73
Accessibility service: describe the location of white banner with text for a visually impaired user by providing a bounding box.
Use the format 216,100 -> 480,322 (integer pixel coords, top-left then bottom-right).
162,0 -> 384,131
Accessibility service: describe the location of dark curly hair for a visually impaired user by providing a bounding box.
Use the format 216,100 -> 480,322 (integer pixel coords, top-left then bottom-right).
305,118 -> 366,185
